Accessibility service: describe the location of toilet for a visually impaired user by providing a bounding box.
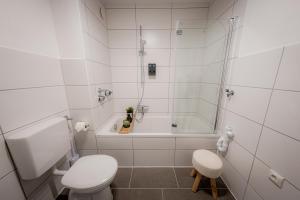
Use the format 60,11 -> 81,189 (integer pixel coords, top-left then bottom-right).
5,117 -> 118,200
62,155 -> 117,200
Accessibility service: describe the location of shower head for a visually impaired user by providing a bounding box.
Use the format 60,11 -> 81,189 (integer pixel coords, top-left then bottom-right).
175,21 -> 183,35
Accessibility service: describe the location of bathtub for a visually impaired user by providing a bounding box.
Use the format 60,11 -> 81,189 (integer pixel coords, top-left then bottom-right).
96,114 -> 218,167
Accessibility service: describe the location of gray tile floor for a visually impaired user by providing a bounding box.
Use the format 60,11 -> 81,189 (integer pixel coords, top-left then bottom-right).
112,168 -> 235,200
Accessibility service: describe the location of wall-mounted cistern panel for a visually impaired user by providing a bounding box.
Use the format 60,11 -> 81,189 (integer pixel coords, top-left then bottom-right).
6,117 -> 71,180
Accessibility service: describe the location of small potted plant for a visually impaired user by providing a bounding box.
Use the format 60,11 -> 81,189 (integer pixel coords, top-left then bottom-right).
123,120 -> 131,128
126,107 -> 134,123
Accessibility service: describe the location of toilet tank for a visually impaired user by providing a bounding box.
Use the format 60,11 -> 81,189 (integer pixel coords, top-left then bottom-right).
6,117 -> 71,180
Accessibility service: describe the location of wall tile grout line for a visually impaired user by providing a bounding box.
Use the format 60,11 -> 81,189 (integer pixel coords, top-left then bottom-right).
253,156 -> 300,192
0,85 -> 65,92
2,109 -> 68,134
241,46 -> 286,200
128,167 -> 134,188
172,168 -> 180,188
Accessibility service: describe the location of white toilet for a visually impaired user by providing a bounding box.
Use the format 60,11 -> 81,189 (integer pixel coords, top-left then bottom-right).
5,117 -> 118,200
62,155 -> 117,200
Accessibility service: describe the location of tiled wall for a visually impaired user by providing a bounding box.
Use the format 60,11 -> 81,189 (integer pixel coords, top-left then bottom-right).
97,135 -> 218,167
52,0 -> 114,155
214,0 -> 300,199
106,4 -> 209,116
0,0 -> 70,199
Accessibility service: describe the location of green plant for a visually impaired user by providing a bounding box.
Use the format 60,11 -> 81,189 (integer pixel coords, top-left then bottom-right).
123,120 -> 130,128
126,107 -> 134,113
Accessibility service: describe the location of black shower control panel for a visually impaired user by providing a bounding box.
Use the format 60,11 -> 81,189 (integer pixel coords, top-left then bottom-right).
148,63 -> 156,76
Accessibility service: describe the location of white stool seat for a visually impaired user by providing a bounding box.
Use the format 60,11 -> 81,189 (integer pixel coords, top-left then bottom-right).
192,149 -> 223,179
62,155 -> 118,193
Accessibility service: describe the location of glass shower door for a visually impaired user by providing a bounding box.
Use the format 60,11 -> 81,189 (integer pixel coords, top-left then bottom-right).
171,19 -> 230,134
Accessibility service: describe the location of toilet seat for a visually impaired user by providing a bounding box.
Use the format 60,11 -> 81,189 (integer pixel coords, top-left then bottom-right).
62,155 -> 118,194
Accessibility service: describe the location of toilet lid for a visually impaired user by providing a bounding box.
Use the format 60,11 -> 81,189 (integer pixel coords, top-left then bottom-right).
62,155 -> 118,193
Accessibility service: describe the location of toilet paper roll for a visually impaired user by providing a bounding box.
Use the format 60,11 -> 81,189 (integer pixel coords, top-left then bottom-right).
75,121 -> 90,132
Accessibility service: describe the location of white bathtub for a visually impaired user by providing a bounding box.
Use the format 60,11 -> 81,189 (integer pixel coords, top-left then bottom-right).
96,114 -> 218,167
97,114 -> 216,136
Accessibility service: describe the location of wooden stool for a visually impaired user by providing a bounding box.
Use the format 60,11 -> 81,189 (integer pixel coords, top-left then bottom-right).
191,149 -> 223,200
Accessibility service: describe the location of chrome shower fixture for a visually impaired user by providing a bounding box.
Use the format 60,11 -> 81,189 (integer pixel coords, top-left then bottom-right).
175,21 -> 183,35
225,89 -> 235,98
97,88 -> 113,103
139,25 -> 146,56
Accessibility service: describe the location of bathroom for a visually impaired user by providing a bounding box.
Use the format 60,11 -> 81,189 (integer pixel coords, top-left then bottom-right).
0,0 -> 300,199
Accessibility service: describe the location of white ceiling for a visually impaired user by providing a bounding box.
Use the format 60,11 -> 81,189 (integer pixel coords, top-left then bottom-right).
101,0 -> 212,8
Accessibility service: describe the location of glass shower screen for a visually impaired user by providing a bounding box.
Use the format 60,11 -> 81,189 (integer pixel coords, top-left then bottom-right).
171,19 -> 231,134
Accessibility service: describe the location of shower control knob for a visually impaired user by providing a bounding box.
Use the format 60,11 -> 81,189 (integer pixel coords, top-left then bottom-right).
105,90 -> 112,96
225,89 -> 234,98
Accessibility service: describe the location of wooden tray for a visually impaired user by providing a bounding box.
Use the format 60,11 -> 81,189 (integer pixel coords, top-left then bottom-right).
119,123 -> 133,134
119,114 -> 135,134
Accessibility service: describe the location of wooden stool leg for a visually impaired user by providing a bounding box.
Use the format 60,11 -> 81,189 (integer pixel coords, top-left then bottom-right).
192,173 -> 202,192
210,178 -> 218,200
190,168 -> 197,177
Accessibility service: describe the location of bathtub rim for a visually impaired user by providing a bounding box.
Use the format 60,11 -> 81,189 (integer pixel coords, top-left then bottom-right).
96,114 -> 219,138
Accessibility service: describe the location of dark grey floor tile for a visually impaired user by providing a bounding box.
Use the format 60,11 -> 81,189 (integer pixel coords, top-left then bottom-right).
174,168 -> 195,188
113,189 -> 162,200
56,188 -> 69,200
111,168 -> 132,188
174,168 -> 227,189
131,168 -> 177,188
163,189 -> 234,200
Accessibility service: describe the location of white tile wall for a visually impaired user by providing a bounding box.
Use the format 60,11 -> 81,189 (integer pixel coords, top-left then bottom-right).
86,61 -> 112,84
229,48 -> 283,88
84,34 -> 109,64
112,83 -> 138,98
107,6 -> 214,118
215,0 -> 300,199
275,43 -> 300,91
136,9 -> 171,29
100,149 -> 134,166
243,185 -> 263,200
175,150 -> 194,166
139,30 -> 171,49
0,87 -> 68,133
65,86 -> 93,109
238,0 -> 300,56
142,49 -> 170,66
108,30 -> 136,48
225,141 -> 253,180
134,150 -> 175,166
112,67 -> 138,83
225,86 -> 272,123
106,9 -> 136,29
0,172 -> 25,200
0,136 -> 14,178
110,49 -> 137,66
249,159 -> 300,200
0,1 -> 74,198
265,90 -> 300,141
61,59 -> 88,85
97,137 -> 132,149
0,0 -> 60,57
0,48 -> 64,90
176,137 -> 217,150
75,132 -> 97,150
133,138 -> 175,149
221,159 -> 248,200
256,127 -> 300,188
220,111 -> 262,154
